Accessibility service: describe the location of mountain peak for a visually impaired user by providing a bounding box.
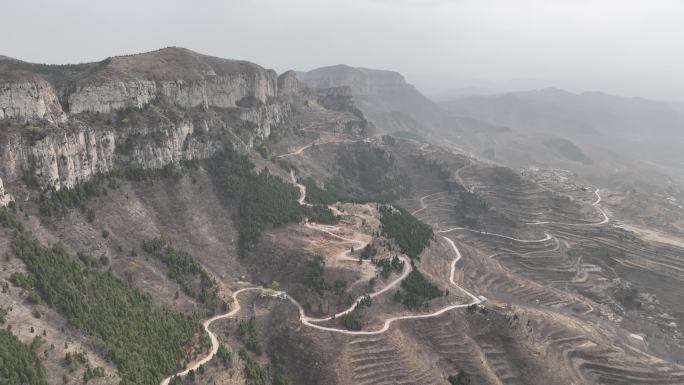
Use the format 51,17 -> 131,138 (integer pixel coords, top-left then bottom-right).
298,64 -> 408,94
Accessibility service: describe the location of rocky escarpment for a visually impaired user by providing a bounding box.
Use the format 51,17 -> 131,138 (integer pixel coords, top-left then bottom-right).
2,121 -> 201,190
297,64 -> 408,95
0,48 -> 278,119
298,64 -> 450,133
68,71 -> 277,114
0,99 -> 294,190
277,70 -> 302,97
0,76 -> 66,122
0,177 -> 11,206
0,48 -> 369,191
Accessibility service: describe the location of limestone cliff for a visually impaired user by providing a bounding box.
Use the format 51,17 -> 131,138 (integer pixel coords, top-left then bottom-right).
297,64 -> 449,133
277,71 -> 302,97
0,177 -> 11,206
297,64 -> 407,95
1,48 -> 277,118
0,48 -> 368,192
0,76 -> 66,122
0,104 -> 289,190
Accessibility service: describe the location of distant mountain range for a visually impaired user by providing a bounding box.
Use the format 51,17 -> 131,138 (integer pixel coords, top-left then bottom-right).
298,66 -> 684,198
441,88 -> 684,157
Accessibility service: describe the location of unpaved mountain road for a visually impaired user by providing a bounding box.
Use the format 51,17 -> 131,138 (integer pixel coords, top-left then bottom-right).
162,168 -> 485,383
160,287 -> 259,385
162,142 -> 611,383
527,189 -> 609,226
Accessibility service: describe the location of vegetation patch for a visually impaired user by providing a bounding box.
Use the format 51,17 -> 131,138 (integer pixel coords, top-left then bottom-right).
142,237 -> 223,313
38,164 -> 189,218
335,143 -> 410,202
360,243 -> 377,259
340,311 -> 363,331
12,234 -> 202,385
454,191 -> 489,229
0,206 -> 24,232
239,349 -> 270,385
305,204 -> 339,225
64,351 -> 88,372
237,316 -> 262,355
83,365 -> 106,382
448,370 -> 472,385
0,329 -> 48,385
395,269 -> 442,310
379,205 -> 433,260
300,177 -> 350,205
9,272 -> 35,290
207,148 -> 306,255
215,344 -> 233,368
304,255 -> 328,295
38,173 -> 122,217
372,256 -> 405,279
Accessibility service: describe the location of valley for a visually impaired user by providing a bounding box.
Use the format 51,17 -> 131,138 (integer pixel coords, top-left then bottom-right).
1,48 -> 683,385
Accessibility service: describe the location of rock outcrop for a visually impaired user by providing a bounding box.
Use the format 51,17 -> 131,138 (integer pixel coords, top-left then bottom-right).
0,116 -> 248,189
0,77 -> 66,122
0,48 -> 369,192
0,177 -> 11,206
1,48 -> 278,118
277,70 -> 303,97
297,64 -> 449,133
297,64 -> 408,95
68,72 -> 277,114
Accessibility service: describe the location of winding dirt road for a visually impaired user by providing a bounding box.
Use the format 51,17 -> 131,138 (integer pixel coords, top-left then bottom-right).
527,189 -> 609,226
162,167 -> 485,383
162,142 -> 609,382
160,287 -> 265,385
438,226 -> 552,243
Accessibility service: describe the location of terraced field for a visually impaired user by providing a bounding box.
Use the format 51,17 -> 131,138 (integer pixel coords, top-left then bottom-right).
261,137 -> 684,385
390,151 -> 684,384
341,332 -> 442,385
193,137 -> 684,385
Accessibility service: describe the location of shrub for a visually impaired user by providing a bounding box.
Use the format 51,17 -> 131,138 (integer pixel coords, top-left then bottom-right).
448,370 -> 472,385
13,234 -> 202,385
237,316 -> 262,355
399,269 -> 442,310
379,205 -> 433,260
0,329 -> 48,385
340,312 -> 363,331
141,237 -> 221,313
207,149 -> 305,255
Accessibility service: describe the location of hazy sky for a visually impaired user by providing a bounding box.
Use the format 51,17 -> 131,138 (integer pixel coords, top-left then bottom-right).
3,0 -> 683,100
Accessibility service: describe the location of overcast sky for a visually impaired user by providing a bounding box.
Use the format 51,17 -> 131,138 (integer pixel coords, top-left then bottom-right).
3,0 -> 683,100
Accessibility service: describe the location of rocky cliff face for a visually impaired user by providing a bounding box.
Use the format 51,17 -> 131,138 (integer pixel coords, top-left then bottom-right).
0,48 -> 367,192
277,71 -> 302,97
297,64 -> 407,95
1,48 -> 278,119
0,105 -> 288,190
0,177 -> 11,206
0,77 -> 66,122
298,64 -> 449,133
68,71 -> 277,114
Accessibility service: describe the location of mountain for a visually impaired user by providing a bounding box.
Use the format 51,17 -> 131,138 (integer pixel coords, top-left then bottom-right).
440,88 -> 684,165
297,66 -> 684,197
298,64 -> 451,134
0,47 -> 277,121
0,47 -> 368,191
2,48 -> 684,385
436,88 -> 684,197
